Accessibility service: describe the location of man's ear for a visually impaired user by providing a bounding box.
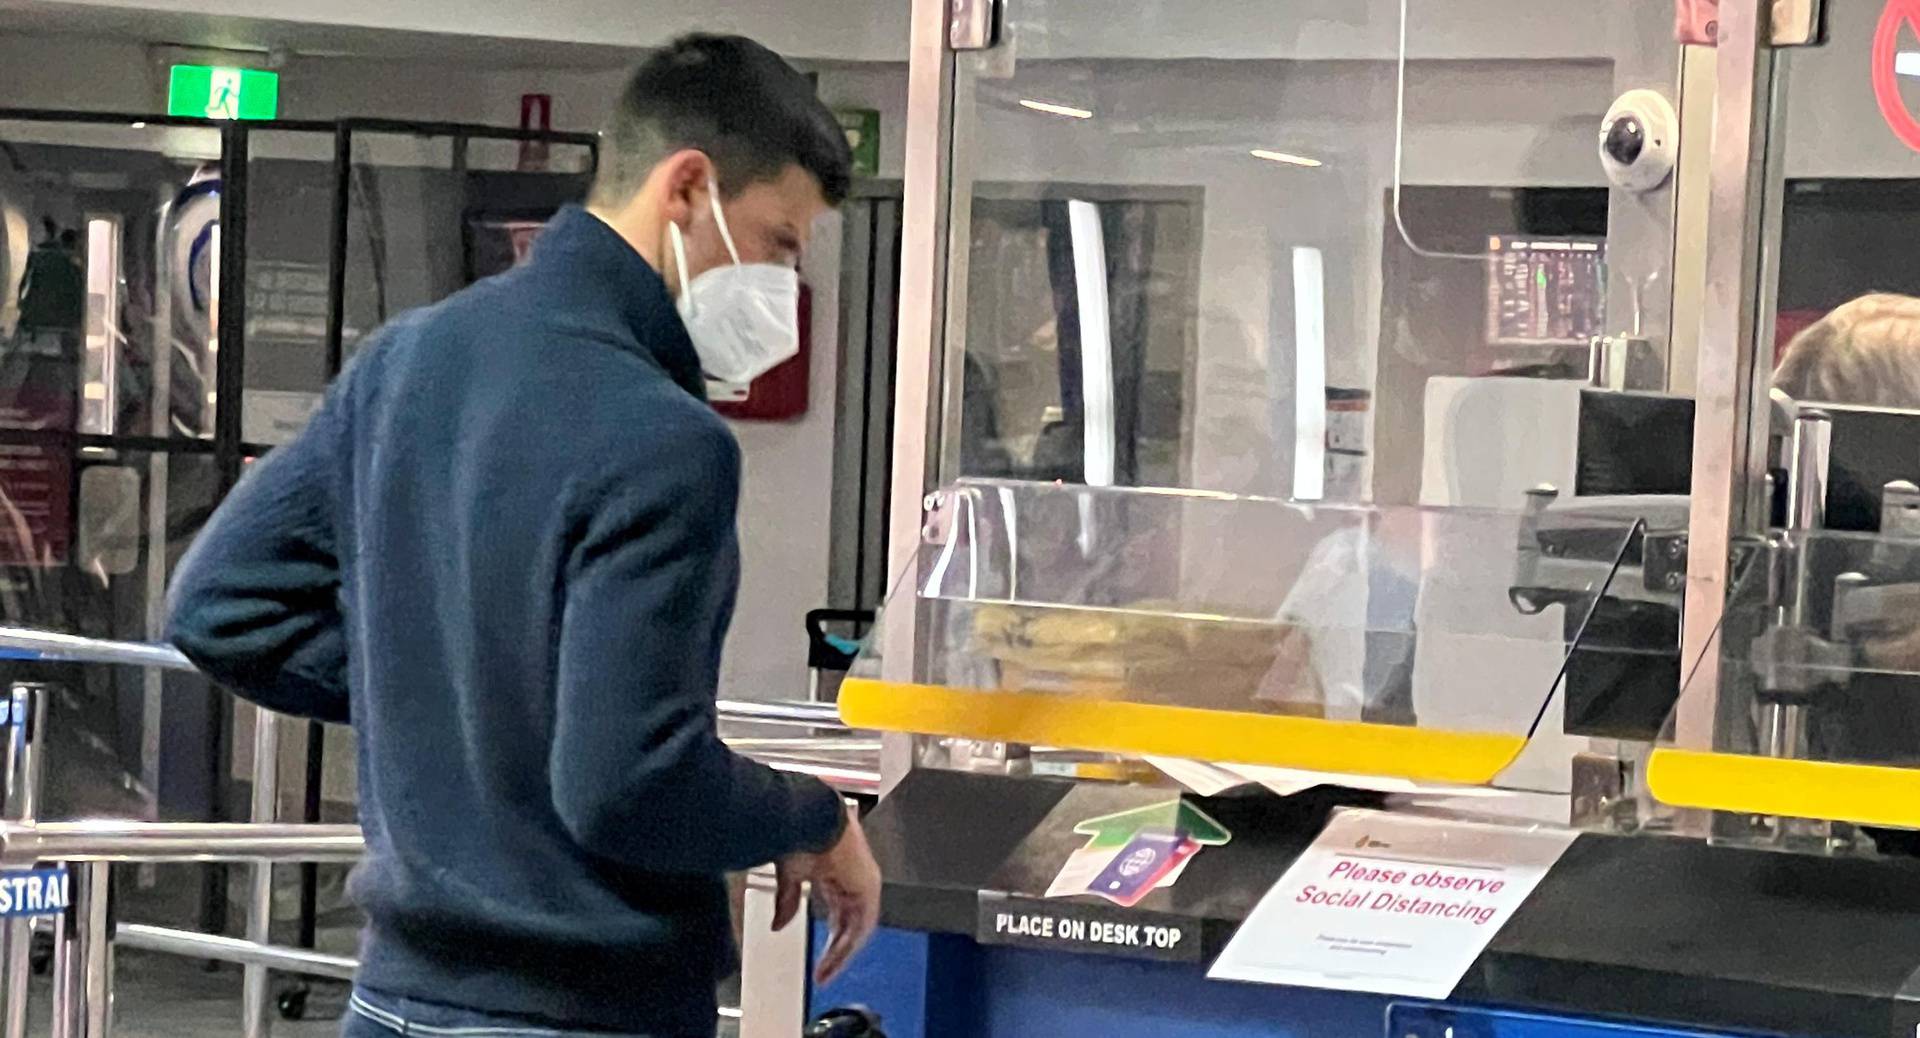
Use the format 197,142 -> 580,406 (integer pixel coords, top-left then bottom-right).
654,149 -> 714,227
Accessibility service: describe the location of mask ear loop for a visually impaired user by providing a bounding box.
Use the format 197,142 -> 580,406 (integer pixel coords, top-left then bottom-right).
705,176 -> 744,265
667,220 -> 693,316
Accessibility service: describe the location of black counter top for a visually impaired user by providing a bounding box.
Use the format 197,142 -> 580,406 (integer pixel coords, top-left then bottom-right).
861,768 -> 1920,1038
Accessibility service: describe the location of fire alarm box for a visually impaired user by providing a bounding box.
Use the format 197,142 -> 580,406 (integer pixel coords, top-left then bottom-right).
709,282 -> 811,421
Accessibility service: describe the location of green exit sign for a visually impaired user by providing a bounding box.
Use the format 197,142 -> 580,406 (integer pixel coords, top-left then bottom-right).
168,65 -> 279,120
835,109 -> 880,178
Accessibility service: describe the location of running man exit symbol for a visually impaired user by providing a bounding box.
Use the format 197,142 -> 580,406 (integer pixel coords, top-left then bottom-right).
208,67 -> 242,119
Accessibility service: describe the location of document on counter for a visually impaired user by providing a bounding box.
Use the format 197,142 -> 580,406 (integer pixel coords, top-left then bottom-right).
1207,809 -> 1576,999
1144,757 -> 1512,799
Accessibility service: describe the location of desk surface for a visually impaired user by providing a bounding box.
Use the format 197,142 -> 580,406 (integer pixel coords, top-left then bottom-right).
862,769 -> 1920,1038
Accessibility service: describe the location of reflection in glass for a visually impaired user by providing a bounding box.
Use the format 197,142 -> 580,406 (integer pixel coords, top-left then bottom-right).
244,131 -> 340,445
166,169 -> 222,439
1774,293 -> 1920,411
0,122 -> 224,441
81,215 -> 122,435
959,191 -> 1199,488
343,133 -> 593,358
856,480 -> 1661,790
0,448 -> 222,822
1753,301 -> 1920,790
939,4 -> 1677,507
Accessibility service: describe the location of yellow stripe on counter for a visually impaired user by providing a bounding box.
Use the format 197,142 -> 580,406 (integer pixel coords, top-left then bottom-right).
837,678 -> 1526,786
1648,748 -> 1920,829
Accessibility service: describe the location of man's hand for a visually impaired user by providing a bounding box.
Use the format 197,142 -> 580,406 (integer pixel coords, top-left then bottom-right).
773,805 -> 881,985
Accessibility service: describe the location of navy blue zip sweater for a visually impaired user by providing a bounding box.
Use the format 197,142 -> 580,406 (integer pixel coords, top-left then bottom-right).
166,207 -> 847,1035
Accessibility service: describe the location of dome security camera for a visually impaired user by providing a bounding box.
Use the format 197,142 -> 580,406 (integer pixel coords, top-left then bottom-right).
1598,89 -> 1677,194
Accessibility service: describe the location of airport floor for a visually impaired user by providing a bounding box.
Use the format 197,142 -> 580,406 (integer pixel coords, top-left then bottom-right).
15,950 -> 338,1038
15,951 -> 746,1037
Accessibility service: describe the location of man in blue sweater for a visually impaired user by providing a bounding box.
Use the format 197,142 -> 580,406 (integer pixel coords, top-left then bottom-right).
167,34 -> 880,1037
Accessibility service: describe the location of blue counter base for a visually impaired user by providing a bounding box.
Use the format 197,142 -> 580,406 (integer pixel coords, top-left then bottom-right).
811,924 -> 1789,1038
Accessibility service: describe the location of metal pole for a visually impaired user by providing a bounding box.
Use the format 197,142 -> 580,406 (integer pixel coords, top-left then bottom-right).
204,121 -> 255,947
748,759 -> 882,795
714,700 -> 848,728
143,186 -> 178,842
297,723 -> 324,957
1786,410 -> 1832,535
0,823 -> 365,866
241,709 -> 280,1038
2,685 -> 44,1038
1764,409 -> 1832,760
0,628 -> 191,672
51,862 -> 110,1038
879,0 -> 960,796
115,925 -> 356,982
80,864 -> 110,1038
1677,0 -> 1777,753
737,865 -> 807,1038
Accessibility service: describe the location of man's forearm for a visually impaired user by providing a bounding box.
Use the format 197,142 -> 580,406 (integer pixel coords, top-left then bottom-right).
553,735 -> 845,873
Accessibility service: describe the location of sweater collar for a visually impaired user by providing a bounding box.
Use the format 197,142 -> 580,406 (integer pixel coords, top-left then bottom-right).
526,206 -> 705,398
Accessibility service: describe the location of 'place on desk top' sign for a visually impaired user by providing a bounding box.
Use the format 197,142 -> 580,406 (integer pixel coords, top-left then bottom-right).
1209,809 -> 1575,999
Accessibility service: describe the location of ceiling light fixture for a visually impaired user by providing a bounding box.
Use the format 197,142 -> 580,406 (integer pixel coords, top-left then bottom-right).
1251,149 -> 1324,168
1019,99 -> 1093,119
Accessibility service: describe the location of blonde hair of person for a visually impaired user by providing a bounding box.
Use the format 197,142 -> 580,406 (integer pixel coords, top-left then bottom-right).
1773,293 -> 1920,409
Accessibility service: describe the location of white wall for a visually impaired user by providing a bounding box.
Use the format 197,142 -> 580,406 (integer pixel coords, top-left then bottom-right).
719,210 -> 845,700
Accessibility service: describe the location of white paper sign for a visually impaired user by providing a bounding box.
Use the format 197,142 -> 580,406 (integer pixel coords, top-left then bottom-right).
1208,809 -> 1576,998
1143,757 -> 1510,800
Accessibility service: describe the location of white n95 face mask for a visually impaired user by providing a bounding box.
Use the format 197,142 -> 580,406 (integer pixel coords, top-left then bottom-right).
668,180 -> 801,385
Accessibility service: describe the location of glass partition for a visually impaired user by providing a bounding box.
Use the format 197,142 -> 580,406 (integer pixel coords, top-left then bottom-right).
889,1 -> 1702,799
0,115 -> 240,846
842,480 -> 1660,788
243,129 -> 339,446
1772,3 -> 1920,370
1650,523 -> 1920,838
0,119 -> 223,441
0,112 -> 598,934
938,1 -> 1687,510
342,130 -> 594,359
1637,5 -> 1920,837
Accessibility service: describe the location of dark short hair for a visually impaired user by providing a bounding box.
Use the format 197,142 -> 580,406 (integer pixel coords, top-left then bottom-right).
590,34 -> 852,208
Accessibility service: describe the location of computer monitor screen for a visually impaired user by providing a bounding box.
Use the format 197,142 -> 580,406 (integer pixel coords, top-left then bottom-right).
1485,236 -> 1607,347
1575,390 -> 1695,497
1824,405 -> 1920,532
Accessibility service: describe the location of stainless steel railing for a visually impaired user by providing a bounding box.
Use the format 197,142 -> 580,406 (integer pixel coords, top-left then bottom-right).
0,627 -> 195,673
115,924 -> 357,982
0,822 -> 366,865
0,627 -> 850,730
715,698 -> 848,729
0,626 -> 872,1038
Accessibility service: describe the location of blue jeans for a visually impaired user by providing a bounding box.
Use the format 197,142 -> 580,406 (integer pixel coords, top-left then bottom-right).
342,988 -> 673,1037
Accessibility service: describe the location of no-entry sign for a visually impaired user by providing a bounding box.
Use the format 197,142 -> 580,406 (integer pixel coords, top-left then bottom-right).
1874,0 -> 1920,151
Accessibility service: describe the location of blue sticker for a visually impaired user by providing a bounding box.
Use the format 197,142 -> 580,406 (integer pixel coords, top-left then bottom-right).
0,868 -> 70,918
